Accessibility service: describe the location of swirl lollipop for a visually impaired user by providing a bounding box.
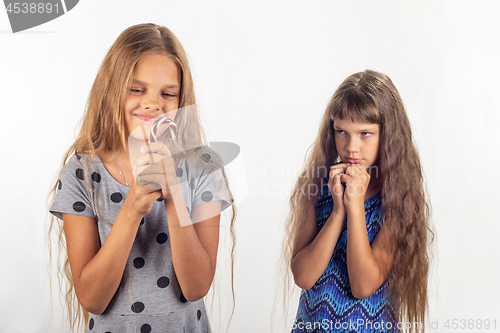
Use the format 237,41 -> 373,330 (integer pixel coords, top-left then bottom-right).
149,117 -> 177,143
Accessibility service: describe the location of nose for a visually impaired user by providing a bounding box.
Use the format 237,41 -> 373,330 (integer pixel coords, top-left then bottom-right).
142,92 -> 160,111
346,136 -> 359,153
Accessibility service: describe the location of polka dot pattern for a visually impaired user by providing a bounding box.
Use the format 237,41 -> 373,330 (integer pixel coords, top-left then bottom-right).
141,324 -> 152,333
133,257 -> 145,269
201,191 -> 213,202
76,154 -> 81,160
110,192 -> 122,203
91,172 -> 101,183
176,167 -> 183,177
131,302 -> 145,313
201,153 -> 211,163
73,201 -> 85,212
75,168 -> 84,180
156,233 -> 168,244
50,153 -> 221,329
157,276 -> 170,288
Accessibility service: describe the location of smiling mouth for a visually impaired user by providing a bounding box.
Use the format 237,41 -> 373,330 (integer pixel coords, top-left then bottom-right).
135,114 -> 157,121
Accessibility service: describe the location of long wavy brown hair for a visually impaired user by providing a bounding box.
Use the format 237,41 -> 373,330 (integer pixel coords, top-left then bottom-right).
281,70 -> 434,332
46,23 -> 236,333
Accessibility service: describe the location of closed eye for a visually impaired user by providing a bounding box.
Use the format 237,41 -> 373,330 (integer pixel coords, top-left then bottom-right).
162,93 -> 177,98
129,88 -> 144,94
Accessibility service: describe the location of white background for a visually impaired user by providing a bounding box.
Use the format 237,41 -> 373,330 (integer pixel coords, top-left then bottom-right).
1,1 -> 500,332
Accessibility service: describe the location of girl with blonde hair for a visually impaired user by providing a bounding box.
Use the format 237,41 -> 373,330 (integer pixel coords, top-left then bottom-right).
284,70 -> 433,332
48,23 -> 235,333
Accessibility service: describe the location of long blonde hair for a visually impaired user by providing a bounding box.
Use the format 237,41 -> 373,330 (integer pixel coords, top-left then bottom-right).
281,70 -> 434,331
47,23 -> 236,332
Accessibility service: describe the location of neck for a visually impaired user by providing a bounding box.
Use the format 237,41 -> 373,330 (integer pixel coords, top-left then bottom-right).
112,146 -> 130,159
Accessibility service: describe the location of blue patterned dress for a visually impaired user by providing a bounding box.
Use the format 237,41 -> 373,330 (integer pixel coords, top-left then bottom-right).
292,178 -> 397,333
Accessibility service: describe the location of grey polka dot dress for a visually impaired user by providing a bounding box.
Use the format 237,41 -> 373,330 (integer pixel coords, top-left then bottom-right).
50,147 -> 230,333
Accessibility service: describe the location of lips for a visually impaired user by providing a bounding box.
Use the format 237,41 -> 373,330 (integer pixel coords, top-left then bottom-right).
345,158 -> 362,164
135,114 -> 157,121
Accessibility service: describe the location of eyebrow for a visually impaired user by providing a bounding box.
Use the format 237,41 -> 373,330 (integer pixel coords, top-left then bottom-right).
333,125 -> 378,132
131,79 -> 180,89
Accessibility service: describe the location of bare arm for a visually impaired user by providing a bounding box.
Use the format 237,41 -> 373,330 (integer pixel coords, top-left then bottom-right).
345,205 -> 393,299
341,164 -> 393,299
136,142 -> 221,301
165,198 -> 220,302
291,203 -> 345,290
291,164 -> 349,290
63,185 -> 160,314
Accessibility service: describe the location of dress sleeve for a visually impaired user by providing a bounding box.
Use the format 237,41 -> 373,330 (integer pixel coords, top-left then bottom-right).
190,148 -> 232,213
49,155 -> 96,220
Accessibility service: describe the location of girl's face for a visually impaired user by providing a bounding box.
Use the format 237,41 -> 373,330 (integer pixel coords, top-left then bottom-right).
333,117 -> 380,169
124,53 -> 181,136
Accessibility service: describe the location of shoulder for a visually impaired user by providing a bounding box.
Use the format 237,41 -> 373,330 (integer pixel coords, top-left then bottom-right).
194,146 -> 223,165
58,153 -> 104,185
52,154 -> 99,219
183,146 -> 224,175
183,146 -> 232,211
59,154 -> 86,179
62,153 -> 100,170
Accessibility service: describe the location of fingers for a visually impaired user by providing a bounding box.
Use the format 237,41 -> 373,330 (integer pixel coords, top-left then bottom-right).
330,163 -> 364,183
136,173 -> 167,189
329,163 -> 348,177
344,163 -> 357,177
134,142 -> 173,176
135,163 -> 165,178
141,141 -> 171,156
345,163 -> 368,178
331,172 -> 345,196
130,178 -> 163,196
333,172 -> 343,186
136,142 -> 171,166
135,179 -> 163,190
337,172 -> 353,185
328,166 -> 345,196
134,152 -> 170,169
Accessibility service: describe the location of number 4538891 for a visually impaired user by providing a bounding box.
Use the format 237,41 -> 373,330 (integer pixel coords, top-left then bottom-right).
6,3 -> 60,14
444,319 -> 497,330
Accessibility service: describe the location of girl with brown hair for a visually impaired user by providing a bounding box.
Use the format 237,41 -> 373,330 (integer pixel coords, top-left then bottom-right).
283,70 -> 433,332
47,23 -> 235,333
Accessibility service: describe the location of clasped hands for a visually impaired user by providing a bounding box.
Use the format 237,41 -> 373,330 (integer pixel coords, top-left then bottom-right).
327,163 -> 371,213
133,141 -> 178,200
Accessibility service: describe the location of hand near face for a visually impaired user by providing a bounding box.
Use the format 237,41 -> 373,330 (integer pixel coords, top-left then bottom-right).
133,142 -> 178,200
340,163 -> 371,209
328,163 -> 348,216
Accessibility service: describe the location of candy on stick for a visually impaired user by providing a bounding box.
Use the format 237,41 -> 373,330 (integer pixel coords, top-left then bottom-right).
150,117 -> 177,143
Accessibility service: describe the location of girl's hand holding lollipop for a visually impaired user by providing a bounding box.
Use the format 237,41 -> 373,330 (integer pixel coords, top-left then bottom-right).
133,141 -> 179,200
133,117 -> 179,200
